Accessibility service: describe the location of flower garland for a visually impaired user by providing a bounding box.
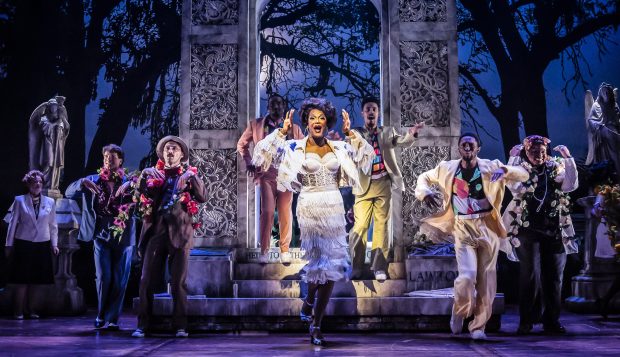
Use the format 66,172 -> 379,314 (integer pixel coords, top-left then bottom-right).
507,158 -> 573,247
594,184 -> 620,253
97,167 -> 127,182
109,172 -> 140,240
134,160 -> 202,229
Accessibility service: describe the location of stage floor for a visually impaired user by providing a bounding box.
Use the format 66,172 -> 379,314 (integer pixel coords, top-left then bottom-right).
0,306 -> 618,356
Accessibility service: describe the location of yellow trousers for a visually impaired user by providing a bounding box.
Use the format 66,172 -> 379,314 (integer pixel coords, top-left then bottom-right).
452,213 -> 500,332
349,175 -> 391,273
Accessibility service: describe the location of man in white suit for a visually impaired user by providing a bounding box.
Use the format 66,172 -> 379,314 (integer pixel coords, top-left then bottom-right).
415,133 -> 528,340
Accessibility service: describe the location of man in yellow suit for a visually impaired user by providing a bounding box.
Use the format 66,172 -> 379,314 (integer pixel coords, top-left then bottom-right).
347,97 -> 423,281
415,133 -> 528,340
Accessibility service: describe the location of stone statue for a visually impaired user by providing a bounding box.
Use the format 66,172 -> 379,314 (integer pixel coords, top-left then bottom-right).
585,83 -> 620,184
28,96 -> 70,193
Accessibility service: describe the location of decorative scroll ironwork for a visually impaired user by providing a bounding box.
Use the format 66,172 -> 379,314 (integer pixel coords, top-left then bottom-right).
401,146 -> 450,239
190,44 -> 238,130
191,149 -> 238,239
399,0 -> 447,22
400,40 -> 449,127
192,0 -> 239,25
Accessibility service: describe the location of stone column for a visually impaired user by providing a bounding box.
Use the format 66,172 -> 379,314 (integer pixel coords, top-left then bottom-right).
390,0 -> 460,276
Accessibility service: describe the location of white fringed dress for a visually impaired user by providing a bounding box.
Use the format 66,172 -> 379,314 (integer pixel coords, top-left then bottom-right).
252,130 -> 374,284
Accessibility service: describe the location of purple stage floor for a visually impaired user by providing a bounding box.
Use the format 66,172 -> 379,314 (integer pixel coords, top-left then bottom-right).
0,306 -> 619,356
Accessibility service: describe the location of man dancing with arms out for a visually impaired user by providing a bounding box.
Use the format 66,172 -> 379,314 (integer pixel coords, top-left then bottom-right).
415,133 -> 528,340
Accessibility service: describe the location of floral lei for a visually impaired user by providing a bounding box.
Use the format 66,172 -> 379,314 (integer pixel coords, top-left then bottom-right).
133,159 -> 202,229
108,171 -> 140,240
507,158 -> 573,247
97,167 -> 127,182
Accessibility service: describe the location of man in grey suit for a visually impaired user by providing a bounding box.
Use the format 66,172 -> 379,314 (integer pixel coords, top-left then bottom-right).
347,97 -> 424,281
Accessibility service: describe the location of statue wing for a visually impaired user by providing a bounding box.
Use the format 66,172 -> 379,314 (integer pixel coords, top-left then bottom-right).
584,90 -> 596,165
28,102 -> 47,170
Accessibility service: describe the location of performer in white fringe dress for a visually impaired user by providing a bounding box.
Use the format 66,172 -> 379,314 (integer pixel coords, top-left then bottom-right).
252,98 -> 374,346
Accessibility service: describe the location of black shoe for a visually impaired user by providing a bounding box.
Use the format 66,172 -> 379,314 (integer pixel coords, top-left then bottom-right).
309,325 -> 325,346
543,322 -> 566,334
596,298 -> 609,319
94,318 -> 106,329
516,323 -> 533,335
107,322 -> 120,331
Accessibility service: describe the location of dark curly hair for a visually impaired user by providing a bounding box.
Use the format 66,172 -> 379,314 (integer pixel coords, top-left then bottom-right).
22,170 -> 45,185
299,98 -> 337,129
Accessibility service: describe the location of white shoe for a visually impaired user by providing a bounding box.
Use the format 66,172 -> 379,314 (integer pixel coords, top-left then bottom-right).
131,329 -> 145,338
470,329 -> 487,340
374,271 -> 387,282
258,253 -> 269,264
176,329 -> 189,338
450,305 -> 464,334
280,251 -> 292,264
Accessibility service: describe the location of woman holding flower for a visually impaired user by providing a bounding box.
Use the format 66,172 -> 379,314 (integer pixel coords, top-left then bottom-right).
65,144 -> 136,330
501,135 -> 579,335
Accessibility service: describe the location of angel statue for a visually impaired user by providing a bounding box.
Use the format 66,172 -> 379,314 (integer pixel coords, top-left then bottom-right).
29,96 -> 70,192
585,83 -> 620,184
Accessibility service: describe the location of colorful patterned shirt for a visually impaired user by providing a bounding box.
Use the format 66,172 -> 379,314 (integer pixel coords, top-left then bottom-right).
370,129 -> 388,179
451,164 -> 492,216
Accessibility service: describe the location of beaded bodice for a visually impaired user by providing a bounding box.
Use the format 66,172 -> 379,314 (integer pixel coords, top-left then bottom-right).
299,153 -> 339,192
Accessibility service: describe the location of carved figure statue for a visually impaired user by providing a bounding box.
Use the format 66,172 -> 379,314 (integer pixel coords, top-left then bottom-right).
28,96 -> 70,191
585,83 -> 620,184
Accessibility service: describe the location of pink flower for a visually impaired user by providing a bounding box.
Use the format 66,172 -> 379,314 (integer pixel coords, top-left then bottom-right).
192,222 -> 202,230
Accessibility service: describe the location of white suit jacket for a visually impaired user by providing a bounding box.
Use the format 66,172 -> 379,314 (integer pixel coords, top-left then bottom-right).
6,194 -> 58,247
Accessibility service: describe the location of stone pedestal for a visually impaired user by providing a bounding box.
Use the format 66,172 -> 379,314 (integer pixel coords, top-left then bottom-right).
406,254 -> 458,292
566,196 -> 620,313
0,198 -> 85,315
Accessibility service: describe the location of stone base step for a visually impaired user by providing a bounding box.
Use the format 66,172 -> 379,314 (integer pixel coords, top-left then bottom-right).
135,292 -> 504,316
144,314 -> 502,332
133,291 -> 504,331
233,279 -> 409,298
233,262 -> 403,280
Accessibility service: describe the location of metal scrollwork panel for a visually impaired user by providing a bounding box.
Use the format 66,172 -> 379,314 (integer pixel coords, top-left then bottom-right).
399,0 -> 447,22
190,149 -> 238,239
192,0 -> 239,25
400,41 -> 449,127
401,146 -> 450,239
190,44 -> 238,130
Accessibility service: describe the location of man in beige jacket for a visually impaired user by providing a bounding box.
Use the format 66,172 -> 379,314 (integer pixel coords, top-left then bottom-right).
237,94 -> 304,263
348,97 -> 423,281
415,133 -> 528,340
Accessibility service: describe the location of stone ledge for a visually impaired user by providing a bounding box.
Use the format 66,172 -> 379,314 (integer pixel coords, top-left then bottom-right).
233,279 -> 409,298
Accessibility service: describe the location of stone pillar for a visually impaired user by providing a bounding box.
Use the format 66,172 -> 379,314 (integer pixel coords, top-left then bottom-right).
566,196 -> 620,313
390,0 -> 460,268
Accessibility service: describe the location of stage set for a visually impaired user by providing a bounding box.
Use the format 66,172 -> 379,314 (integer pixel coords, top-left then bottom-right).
1,0 -> 620,355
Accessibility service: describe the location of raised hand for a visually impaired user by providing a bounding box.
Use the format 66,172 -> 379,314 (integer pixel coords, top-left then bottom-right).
553,144 -> 571,158
280,109 -> 294,135
509,144 -> 523,157
409,122 -> 425,137
342,109 -> 351,134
